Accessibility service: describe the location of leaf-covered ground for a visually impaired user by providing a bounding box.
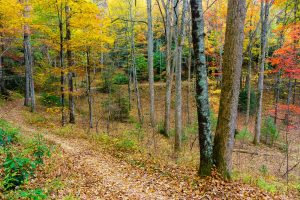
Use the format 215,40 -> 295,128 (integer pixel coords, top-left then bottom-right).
0,100 -> 297,199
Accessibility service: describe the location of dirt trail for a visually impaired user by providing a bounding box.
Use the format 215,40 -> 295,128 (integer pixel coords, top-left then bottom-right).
0,101 -> 179,199
1,100 -> 294,200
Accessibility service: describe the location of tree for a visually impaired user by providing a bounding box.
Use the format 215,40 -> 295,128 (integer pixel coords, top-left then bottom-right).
147,0 -> 155,127
254,0 -> 272,144
22,0 -> 35,112
174,0 -> 187,152
213,0 -> 246,179
65,1 -> 75,124
0,0 -> 23,97
190,0 -> 213,177
161,0 -> 173,137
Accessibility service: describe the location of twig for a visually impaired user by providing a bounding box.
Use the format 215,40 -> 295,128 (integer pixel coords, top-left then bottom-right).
282,160 -> 300,177
233,149 -> 274,156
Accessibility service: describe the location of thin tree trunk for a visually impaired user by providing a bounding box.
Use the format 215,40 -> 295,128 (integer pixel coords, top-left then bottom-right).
0,50 -> 5,96
213,0 -> 246,179
274,70 -> 281,124
190,0 -> 213,177
174,0 -> 187,152
162,0 -> 173,136
58,2 -> 66,126
147,0 -> 155,127
23,0 -> 31,108
254,0 -> 270,144
245,14 -> 255,126
86,50 -> 93,129
292,80 -> 296,105
129,0 -> 143,124
186,44 -> 192,125
274,1 -> 289,124
66,2 -> 75,124
245,48 -> 252,126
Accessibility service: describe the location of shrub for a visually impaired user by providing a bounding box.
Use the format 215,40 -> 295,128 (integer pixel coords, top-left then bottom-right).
238,87 -> 257,114
259,165 -> 268,176
157,121 -> 167,137
40,93 -> 61,107
257,178 -> 277,193
27,135 -> 50,165
261,116 -> 279,146
99,68 -> 115,93
3,152 -> 36,190
135,54 -> 148,80
116,138 -> 137,153
113,73 -> 129,85
23,112 -> 47,126
0,120 -> 19,147
102,94 -> 129,121
18,188 -> 47,200
235,127 -> 252,142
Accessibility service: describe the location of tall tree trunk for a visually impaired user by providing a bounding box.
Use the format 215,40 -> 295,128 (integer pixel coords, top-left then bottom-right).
174,0 -> 187,152
86,49 -> 93,129
147,0 -> 155,127
0,49 -> 5,96
274,1 -> 289,124
254,0 -> 270,144
129,0 -> 143,124
0,26 -> 7,97
245,14 -> 255,126
23,0 -> 35,109
162,0 -> 173,136
58,3 -> 66,126
190,0 -> 213,177
213,0 -> 246,179
292,79 -> 296,105
186,42 -> 192,125
66,2 -> 75,124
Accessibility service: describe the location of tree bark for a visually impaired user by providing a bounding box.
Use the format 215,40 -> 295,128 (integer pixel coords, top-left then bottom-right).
86,49 -> 93,129
57,2 -> 66,126
129,0 -> 143,124
274,1 -> 289,124
23,0 -> 35,112
174,0 -> 187,152
162,0 -> 173,136
66,2 -> 75,124
213,0 -> 246,179
254,0 -> 270,144
190,0 -> 213,177
147,0 -> 156,127
0,48 -> 5,96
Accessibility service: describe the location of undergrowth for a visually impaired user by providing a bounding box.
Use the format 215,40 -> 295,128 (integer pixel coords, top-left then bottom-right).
0,119 -> 67,199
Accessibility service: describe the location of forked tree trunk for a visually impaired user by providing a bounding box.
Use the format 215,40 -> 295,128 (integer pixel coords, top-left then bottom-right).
190,0 -> 213,177
66,2 -> 75,124
147,0 -> 155,127
254,0 -> 270,144
213,0 -> 246,179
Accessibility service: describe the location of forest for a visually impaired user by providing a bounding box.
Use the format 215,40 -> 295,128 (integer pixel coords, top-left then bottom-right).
0,0 -> 299,199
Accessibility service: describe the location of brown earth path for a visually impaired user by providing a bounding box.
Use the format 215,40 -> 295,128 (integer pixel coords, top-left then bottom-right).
0,100 -> 286,199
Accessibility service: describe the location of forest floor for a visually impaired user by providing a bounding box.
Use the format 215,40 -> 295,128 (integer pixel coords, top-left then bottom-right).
0,99 -> 295,199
